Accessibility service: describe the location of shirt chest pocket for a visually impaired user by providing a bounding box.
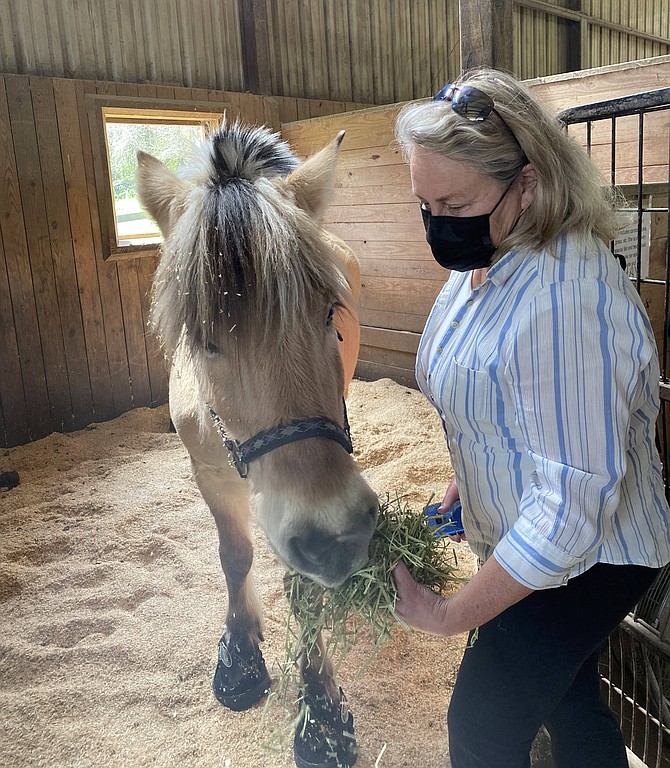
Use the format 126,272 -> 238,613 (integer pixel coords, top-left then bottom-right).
444,357 -> 497,435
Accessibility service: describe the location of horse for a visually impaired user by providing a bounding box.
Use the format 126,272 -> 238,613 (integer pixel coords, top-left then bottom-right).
136,119 -> 379,768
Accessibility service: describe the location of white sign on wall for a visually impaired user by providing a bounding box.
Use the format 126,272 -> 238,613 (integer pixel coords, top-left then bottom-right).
613,212 -> 651,280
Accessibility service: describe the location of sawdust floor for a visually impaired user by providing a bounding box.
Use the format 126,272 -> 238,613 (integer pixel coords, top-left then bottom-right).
0,378 -> 478,768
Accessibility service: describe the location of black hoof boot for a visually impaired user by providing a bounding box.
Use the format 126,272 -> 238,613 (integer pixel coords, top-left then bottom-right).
293,687 -> 357,768
212,631 -> 271,711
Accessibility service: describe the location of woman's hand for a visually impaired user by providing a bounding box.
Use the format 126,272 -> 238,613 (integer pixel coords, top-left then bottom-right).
439,478 -> 466,543
395,556 -> 534,638
393,560 -> 452,636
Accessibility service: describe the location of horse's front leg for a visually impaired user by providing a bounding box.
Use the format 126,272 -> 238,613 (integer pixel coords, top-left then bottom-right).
192,460 -> 271,711
294,633 -> 357,768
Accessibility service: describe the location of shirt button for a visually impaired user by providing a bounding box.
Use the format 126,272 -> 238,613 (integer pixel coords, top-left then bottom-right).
467,300 -> 474,307
451,321 -> 459,328
437,346 -> 443,353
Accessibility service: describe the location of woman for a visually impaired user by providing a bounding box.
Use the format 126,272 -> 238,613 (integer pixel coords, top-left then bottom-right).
392,69 -> 670,768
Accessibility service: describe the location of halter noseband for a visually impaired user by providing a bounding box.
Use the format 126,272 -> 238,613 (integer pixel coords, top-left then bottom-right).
208,403 -> 353,479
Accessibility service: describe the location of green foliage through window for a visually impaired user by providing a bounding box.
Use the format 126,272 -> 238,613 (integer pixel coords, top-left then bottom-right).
106,121 -> 202,243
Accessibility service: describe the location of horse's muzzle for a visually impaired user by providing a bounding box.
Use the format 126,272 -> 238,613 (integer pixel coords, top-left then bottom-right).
287,513 -> 377,587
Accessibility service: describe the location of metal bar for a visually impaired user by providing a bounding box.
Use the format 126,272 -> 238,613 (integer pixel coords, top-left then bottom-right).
558,88 -> 670,125
636,112 -> 645,293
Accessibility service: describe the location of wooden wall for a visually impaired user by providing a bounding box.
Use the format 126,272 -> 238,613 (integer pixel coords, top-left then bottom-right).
0,73 -> 368,448
516,1 -> 670,79
1,1 -> 668,103
282,57 -> 670,387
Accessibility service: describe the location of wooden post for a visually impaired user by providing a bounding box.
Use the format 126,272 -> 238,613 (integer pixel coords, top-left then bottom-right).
237,0 -> 271,94
458,0 -> 514,72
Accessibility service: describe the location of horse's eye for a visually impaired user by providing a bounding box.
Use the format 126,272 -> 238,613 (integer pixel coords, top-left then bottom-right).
205,342 -> 220,355
326,304 -> 336,326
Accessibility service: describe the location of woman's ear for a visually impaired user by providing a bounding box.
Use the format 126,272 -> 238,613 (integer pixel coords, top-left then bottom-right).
519,163 -> 537,210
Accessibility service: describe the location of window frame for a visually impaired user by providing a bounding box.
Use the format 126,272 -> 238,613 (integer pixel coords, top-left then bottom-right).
87,95 -> 228,261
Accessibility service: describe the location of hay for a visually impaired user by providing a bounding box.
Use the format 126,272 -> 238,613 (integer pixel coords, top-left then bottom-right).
281,494 -> 462,690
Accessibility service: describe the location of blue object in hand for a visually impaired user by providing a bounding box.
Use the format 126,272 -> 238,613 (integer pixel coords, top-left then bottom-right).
423,500 -> 464,537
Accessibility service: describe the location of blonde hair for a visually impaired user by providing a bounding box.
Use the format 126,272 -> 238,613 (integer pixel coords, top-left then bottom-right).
395,69 -> 620,257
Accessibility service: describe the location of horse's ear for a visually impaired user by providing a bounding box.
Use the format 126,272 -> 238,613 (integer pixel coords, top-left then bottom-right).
285,131 -> 345,219
136,151 -> 191,237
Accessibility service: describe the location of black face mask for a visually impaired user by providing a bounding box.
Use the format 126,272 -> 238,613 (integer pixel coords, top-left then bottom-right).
421,183 -> 511,272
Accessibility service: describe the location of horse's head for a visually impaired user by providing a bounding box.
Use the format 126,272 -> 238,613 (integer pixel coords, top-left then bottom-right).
137,120 -> 378,587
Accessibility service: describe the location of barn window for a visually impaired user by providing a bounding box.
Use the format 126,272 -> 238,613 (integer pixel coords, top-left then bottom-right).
87,97 -> 228,260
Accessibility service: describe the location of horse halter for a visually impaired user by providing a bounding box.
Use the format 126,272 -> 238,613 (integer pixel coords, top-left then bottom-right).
208,402 -> 353,479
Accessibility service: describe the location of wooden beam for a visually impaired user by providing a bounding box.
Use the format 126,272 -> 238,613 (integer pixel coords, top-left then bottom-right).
237,0 -> 271,94
459,0 -> 514,72
518,0 -> 670,48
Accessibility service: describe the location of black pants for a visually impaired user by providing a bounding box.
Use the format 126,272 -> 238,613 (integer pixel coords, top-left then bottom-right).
448,563 -> 660,768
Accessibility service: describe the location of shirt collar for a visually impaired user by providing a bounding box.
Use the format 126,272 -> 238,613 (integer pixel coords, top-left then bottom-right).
485,247 -> 527,288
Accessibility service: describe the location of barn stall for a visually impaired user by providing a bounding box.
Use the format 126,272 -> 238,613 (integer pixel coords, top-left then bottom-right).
1,2 -> 670,767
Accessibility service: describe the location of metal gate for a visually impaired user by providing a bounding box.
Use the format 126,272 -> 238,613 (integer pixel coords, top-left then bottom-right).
558,87 -> 670,768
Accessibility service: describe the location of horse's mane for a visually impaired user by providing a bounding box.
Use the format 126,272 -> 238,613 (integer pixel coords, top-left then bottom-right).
150,120 -> 348,357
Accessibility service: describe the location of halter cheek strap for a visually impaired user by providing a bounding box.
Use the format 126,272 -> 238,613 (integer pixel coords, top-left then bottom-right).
208,402 -> 353,479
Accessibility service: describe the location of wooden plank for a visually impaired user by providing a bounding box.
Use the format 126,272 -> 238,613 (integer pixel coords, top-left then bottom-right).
361,326 -> 421,355
31,76 -> 94,429
0,203 -> 30,447
355,359 -> 418,389
281,105 -> 400,152
334,163 -> 413,190
327,184 -> 416,206
25,0 -> 51,76
117,259 -> 152,407
349,0 -> 374,103
526,59 -> 670,116
323,201 -> 418,224
297,0 -> 317,99
350,240 -> 437,265
324,0 -> 352,101
263,0 -> 281,95
359,306 -> 431,334
277,96 -> 299,124
359,258 -> 448,282
283,0 -> 304,96
410,0 -> 431,100
83,0 -> 109,80
296,98 -> 311,121
72,0 -> 97,79
371,0 -> 394,105
176,0 -> 194,86
0,2 -> 15,74
99,81 -> 152,410
190,0 -> 208,88
262,96 -> 281,132
359,343 -> 417,371
137,255 -> 169,406
326,222 -> 424,243
54,78 -> 115,422
138,0 -> 158,82
6,74 -> 74,433
85,81 -> 134,414
390,1 -> 411,103
428,0 -> 446,95
360,274 -> 442,315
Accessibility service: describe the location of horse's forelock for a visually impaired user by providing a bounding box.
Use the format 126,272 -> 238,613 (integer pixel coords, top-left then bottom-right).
206,120 -> 299,184
150,127 -> 346,358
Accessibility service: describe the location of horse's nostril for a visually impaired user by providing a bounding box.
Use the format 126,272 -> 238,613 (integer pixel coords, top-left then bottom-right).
289,533 -> 329,568
368,504 -> 378,522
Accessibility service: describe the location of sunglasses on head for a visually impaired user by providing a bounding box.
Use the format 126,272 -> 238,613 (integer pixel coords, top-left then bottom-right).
433,83 -> 527,159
